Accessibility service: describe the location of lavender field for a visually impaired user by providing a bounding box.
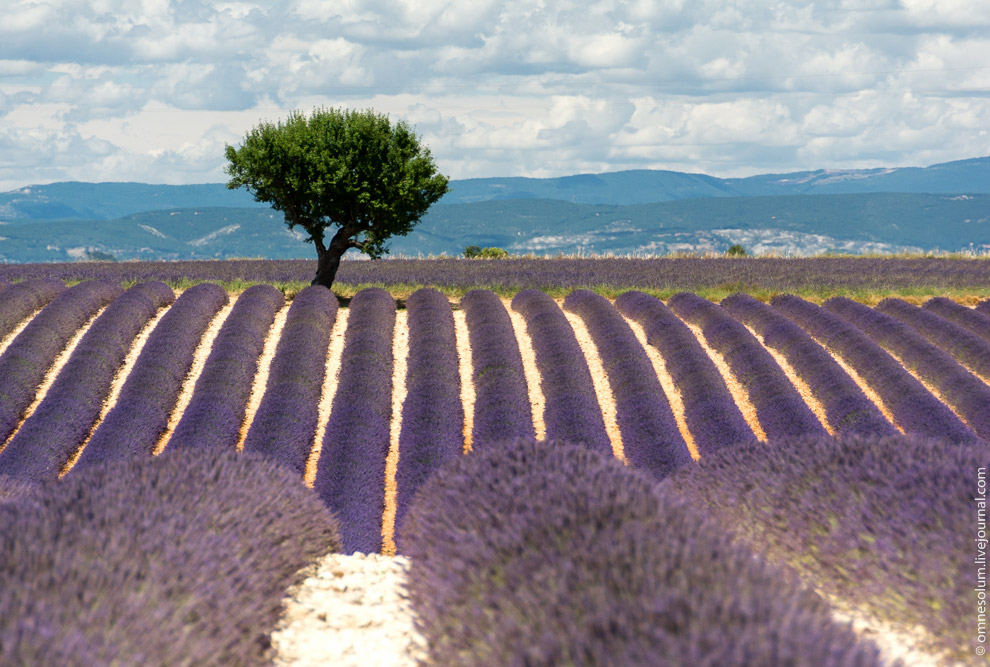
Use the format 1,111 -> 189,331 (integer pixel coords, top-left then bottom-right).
0,265 -> 986,665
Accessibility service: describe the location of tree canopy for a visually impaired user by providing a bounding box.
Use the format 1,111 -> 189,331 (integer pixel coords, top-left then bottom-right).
225,107 -> 449,288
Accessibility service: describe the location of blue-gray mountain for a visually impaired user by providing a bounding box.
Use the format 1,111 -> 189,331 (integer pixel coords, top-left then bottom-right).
0,156 -> 987,261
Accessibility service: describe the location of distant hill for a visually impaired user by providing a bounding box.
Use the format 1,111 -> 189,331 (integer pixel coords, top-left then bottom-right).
2,193 -> 987,262
1,156 -> 987,221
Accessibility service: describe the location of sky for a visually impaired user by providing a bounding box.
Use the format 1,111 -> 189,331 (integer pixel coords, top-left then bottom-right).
1,0 -> 989,191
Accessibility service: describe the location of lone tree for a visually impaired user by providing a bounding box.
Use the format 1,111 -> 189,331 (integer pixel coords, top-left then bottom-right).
225,107 -> 449,288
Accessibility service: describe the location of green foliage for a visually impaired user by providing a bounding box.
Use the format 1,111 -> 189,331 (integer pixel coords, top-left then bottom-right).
224,107 -> 449,285
464,245 -> 509,259
727,244 -> 747,257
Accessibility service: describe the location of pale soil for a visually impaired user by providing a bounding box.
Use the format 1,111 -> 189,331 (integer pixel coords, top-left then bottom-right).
813,336 -> 906,433
0,305 -> 108,454
0,307 -> 42,358
382,310 -> 409,556
154,300 -> 236,454
680,318 -> 766,442
451,309 -> 475,453
306,309 -> 349,487
504,300 -> 547,441
235,303 -> 291,451
561,309 -> 625,461
742,322 -> 834,436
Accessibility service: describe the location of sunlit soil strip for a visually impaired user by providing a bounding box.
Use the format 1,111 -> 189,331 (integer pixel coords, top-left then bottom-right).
742,324 -> 834,437
826,593 -> 944,667
61,304 -> 173,475
505,302 -> 547,441
236,303 -> 291,452
622,315 -> 700,461
305,309 -> 349,488
680,319 -> 766,442
1,306 -> 108,455
562,310 -> 624,462
794,331 -> 903,434
381,310 -> 410,557
153,301 -> 236,455
874,344 -> 975,434
452,309 -> 476,454
0,310 -> 39,358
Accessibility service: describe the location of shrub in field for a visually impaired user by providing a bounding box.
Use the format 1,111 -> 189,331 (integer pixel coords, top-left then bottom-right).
242,285 -> 335,473
667,433 -> 986,664
0,277 -> 65,341
614,290 -> 754,455
399,437 -> 882,666
771,294 -> 976,442
0,280 -> 123,446
316,287 -> 395,554
923,296 -> 990,342
825,296 -> 990,440
170,284 -> 284,452
0,282 -> 175,482
511,289 -> 611,452
721,293 -> 896,437
395,288 -> 463,534
726,243 -> 747,257
0,447 -> 340,665
459,289 -> 534,444
76,282 -> 229,466
669,291 -> 827,439
563,289 -> 691,479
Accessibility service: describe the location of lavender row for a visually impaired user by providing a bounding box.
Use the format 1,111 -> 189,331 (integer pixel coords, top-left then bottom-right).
0,278 -> 65,342
241,286 -> 335,472
563,289 -> 691,479
399,437 -> 882,665
315,287 -> 396,554
0,280 -> 123,447
978,300 -> 990,320
6,256 -> 990,292
510,289 -> 611,453
0,283 -> 175,482
824,297 -> 990,440
74,283 -> 229,466
668,292 -> 827,440
923,297 -> 990,342
877,298 -> 990,382
459,290 -> 534,444
614,291 -> 754,454
394,289 -> 464,534
169,285 -> 285,452
721,293 -> 896,437
771,295 -> 975,442
1,447 -> 340,665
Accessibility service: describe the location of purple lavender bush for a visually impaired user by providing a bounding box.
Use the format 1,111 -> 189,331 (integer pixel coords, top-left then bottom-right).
771,295 -> 976,442
825,296 -> 990,440
0,278 -> 65,341
669,291 -> 827,440
0,475 -> 36,503
170,284 -> 284,452
0,280 -> 123,446
511,289 -> 610,453
399,437 -> 882,666
666,433 -> 986,665
722,293 -> 896,437
923,296 -> 990,342
0,447 -> 340,665
459,289 -> 534,444
877,297 -> 990,381
563,289 -> 691,479
241,285 -> 334,472
614,290 -> 754,455
315,287 -> 395,554
74,282 -> 229,466
0,282 -> 175,482
394,288 -> 463,534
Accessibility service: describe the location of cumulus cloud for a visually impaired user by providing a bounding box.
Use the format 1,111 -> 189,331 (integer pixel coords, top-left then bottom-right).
0,0 -> 988,190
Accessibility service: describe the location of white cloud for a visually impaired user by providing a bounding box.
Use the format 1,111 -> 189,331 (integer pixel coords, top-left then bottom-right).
0,0 -> 988,190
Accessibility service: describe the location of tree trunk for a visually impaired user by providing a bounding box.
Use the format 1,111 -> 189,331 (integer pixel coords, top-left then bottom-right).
311,228 -> 352,289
